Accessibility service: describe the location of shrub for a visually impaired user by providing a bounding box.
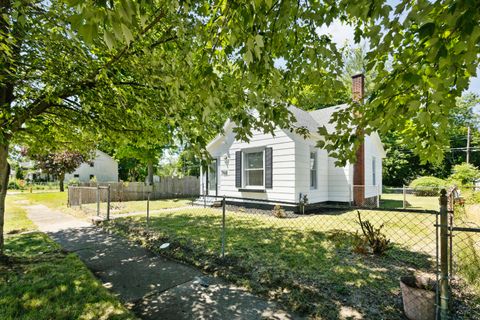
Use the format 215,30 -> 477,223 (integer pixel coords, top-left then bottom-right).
7,179 -> 26,190
8,180 -> 20,190
409,176 -> 447,196
68,178 -> 80,186
449,163 -> 480,186
272,204 -> 286,218
357,211 -> 391,255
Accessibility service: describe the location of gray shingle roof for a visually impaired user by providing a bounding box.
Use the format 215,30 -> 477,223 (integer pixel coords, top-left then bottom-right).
288,104 -> 348,135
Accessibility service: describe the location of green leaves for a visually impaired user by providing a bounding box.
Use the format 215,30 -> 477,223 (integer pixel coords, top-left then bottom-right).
2,0 -> 480,171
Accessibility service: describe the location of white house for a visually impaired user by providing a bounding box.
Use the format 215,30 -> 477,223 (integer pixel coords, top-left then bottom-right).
199,75 -> 386,209
64,150 -> 118,183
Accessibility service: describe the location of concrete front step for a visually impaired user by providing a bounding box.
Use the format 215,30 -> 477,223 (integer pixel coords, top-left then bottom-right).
192,197 -> 223,207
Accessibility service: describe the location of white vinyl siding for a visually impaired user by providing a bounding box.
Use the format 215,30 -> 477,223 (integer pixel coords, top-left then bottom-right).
295,142 -> 328,203
205,124 -> 383,204
210,128 -> 296,202
327,157 -> 352,202
364,134 -> 383,198
64,150 -> 118,183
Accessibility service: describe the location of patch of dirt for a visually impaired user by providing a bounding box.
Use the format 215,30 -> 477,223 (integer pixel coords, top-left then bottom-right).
13,200 -> 29,205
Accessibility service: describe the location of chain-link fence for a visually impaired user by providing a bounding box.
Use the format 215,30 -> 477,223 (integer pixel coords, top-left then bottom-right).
448,186 -> 480,319
97,193 -> 442,319
68,185 -> 479,319
382,186 -> 444,211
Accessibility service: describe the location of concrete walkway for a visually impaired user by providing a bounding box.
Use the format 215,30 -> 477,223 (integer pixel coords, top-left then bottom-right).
25,204 -> 300,320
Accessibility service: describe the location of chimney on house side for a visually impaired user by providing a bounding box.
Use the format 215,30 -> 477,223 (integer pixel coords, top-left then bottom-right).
352,73 -> 365,103
352,74 -> 365,206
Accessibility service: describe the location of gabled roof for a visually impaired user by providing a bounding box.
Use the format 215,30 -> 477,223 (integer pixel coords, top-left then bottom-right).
287,106 -> 321,133
288,104 -> 348,135
206,103 -> 388,157
309,104 -> 348,133
207,104 -> 351,152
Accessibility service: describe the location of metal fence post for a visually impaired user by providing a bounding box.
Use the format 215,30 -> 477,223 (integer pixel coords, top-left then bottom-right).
403,185 -> 406,209
146,191 -> 150,229
221,195 -> 226,259
439,189 -> 449,319
96,185 -> 100,216
106,185 -> 111,220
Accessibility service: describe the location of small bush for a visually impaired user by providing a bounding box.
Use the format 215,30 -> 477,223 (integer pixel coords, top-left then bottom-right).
7,179 -> 25,190
357,211 -> 391,255
449,163 -> 480,186
68,178 -> 80,186
272,204 -> 286,218
352,232 -> 369,254
409,176 -> 447,196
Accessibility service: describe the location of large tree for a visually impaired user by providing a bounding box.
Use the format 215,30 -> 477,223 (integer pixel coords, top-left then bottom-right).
1,0 -> 480,257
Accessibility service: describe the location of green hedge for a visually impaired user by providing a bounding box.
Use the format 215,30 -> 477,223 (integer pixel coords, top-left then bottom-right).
409,176 -> 447,196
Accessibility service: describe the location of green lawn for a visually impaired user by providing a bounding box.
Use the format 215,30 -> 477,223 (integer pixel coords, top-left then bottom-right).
106,206 -> 438,319
452,205 -> 480,299
2,195 -> 135,320
4,196 -> 36,234
6,192 -> 68,211
381,193 -> 439,210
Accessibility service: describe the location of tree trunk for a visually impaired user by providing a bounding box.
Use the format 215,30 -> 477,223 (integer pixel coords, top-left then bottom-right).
59,172 -> 65,192
147,160 -> 154,185
0,142 -> 10,256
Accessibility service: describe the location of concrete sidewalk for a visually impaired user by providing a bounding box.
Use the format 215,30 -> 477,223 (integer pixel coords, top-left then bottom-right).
25,204 -> 300,320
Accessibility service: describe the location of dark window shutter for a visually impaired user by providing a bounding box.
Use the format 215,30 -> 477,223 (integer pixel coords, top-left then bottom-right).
265,147 -> 273,188
235,151 -> 242,188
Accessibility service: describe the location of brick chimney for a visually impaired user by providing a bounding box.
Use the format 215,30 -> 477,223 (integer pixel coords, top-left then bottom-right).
352,74 -> 365,206
352,74 -> 365,103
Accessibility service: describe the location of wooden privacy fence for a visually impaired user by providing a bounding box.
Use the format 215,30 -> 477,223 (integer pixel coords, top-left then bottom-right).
67,176 -> 200,206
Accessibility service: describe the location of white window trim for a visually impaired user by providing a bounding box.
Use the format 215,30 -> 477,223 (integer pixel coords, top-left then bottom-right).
242,148 -> 265,189
310,149 -> 317,190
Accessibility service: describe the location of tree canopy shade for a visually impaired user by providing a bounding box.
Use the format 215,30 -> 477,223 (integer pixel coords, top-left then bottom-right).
1,0 -> 479,255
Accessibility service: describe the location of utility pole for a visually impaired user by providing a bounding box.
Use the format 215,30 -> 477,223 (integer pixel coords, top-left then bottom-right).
467,126 -> 471,163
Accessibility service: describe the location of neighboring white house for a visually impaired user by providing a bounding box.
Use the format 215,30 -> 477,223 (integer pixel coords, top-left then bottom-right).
199,75 -> 386,209
64,150 -> 118,183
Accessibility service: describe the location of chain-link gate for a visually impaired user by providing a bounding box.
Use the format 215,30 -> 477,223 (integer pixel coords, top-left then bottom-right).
446,187 -> 480,319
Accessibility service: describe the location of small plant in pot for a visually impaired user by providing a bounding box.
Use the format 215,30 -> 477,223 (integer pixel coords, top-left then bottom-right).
399,275 -> 437,320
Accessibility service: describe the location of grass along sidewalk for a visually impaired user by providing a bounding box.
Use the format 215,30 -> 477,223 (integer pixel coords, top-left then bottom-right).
1,195 -> 136,320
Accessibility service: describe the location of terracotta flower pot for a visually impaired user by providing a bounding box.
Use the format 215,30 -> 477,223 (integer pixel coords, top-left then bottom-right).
400,276 -> 436,320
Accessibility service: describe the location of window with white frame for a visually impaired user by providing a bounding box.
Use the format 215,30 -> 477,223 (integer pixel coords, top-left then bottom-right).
372,157 -> 376,186
244,151 -> 264,187
310,151 -> 317,189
